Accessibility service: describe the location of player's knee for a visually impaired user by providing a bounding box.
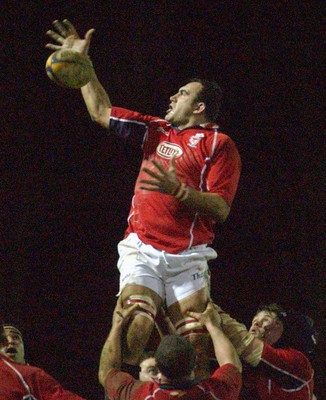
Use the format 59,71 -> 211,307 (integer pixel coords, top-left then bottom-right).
123,294 -> 158,324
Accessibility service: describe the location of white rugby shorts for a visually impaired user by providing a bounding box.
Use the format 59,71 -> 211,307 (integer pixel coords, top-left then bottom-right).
117,233 -> 217,307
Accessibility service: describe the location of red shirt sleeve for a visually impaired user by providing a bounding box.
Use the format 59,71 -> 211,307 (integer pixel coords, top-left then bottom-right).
207,134 -> 241,206
35,369 -> 87,400
209,363 -> 242,398
104,369 -> 146,400
259,343 -> 313,388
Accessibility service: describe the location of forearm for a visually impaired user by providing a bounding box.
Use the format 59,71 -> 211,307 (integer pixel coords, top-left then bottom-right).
217,307 -> 264,367
206,322 -> 242,372
98,326 -> 122,385
181,187 -> 230,223
81,72 -> 112,128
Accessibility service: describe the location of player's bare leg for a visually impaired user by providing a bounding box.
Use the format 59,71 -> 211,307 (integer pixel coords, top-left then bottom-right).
167,287 -> 212,379
120,284 -> 163,365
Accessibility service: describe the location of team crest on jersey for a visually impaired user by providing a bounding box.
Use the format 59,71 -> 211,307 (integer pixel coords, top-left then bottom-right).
188,133 -> 205,148
157,142 -> 183,159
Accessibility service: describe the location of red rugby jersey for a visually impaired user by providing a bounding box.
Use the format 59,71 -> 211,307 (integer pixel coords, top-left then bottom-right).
241,344 -> 314,399
105,363 -> 241,400
0,354 -> 86,400
110,107 -> 241,253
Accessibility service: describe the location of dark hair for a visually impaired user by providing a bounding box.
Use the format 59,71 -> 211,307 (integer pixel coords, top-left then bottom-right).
256,303 -> 317,357
139,350 -> 155,364
155,335 -> 196,380
256,303 -> 287,319
188,78 -> 223,121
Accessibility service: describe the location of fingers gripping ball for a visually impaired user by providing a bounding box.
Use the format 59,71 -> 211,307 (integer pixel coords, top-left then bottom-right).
45,49 -> 94,89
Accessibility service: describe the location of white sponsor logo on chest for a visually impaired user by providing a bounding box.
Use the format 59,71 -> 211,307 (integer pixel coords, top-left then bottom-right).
157,141 -> 183,159
188,133 -> 205,148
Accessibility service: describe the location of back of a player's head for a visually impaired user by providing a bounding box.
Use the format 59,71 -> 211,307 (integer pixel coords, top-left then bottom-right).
188,78 -> 223,122
155,334 -> 196,380
257,303 -> 317,357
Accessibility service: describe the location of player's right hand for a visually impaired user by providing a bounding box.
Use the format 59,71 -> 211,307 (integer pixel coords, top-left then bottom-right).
45,19 -> 95,57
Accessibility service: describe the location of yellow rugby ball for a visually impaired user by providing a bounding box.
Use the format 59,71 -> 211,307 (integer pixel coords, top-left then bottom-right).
45,49 -> 93,89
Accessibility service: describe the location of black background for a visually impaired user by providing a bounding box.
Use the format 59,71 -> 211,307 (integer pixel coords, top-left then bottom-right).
1,1 -> 324,398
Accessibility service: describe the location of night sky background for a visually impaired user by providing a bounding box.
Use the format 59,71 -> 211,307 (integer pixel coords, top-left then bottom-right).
1,1 -> 324,398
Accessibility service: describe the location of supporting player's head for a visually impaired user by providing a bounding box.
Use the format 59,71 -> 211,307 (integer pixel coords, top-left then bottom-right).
155,334 -> 196,381
0,323 -> 26,364
188,78 -> 223,122
139,351 -> 158,382
250,303 -> 317,357
250,303 -> 285,345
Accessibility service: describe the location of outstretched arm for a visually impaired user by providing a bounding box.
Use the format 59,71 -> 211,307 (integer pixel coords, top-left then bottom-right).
188,302 -> 242,372
98,299 -> 138,385
46,19 -> 112,128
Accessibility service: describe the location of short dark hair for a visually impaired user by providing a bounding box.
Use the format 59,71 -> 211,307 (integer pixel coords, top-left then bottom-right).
256,303 -> 317,357
155,335 -> 196,380
189,78 -> 223,122
256,303 -> 286,319
139,350 -> 155,364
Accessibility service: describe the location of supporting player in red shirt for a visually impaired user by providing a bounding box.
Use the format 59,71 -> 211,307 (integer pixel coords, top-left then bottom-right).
99,299 -> 242,400
215,302 -> 316,399
0,324 -> 87,400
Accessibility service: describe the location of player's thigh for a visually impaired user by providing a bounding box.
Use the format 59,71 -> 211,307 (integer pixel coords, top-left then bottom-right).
121,284 -> 164,316
167,287 -> 210,323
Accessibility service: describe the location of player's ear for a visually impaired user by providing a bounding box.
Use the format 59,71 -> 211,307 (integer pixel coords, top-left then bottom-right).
275,320 -> 284,334
193,102 -> 206,115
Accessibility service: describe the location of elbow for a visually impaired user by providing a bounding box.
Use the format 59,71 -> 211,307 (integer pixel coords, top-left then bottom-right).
236,360 -> 243,373
98,370 -> 105,387
91,113 -> 110,129
90,107 -> 111,129
215,205 -> 230,224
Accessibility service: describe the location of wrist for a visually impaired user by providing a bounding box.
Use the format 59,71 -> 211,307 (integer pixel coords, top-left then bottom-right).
173,182 -> 189,202
111,323 -> 124,335
205,319 -> 221,332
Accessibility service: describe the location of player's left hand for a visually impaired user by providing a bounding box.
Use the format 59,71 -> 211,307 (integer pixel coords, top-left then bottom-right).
139,157 -> 181,196
187,302 -> 222,328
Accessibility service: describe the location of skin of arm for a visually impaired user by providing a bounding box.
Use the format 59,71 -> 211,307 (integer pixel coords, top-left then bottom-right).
140,158 -> 230,223
98,299 -> 139,386
182,187 -> 230,222
81,74 -> 112,128
46,19 -> 112,128
213,305 -> 265,366
188,302 -> 242,373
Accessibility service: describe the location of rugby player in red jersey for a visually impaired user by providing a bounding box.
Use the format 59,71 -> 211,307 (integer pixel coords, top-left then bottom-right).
46,19 -> 241,378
